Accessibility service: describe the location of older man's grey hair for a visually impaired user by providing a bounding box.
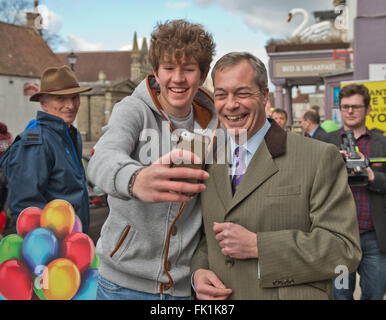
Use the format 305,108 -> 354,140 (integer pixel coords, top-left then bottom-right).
211,52 -> 268,91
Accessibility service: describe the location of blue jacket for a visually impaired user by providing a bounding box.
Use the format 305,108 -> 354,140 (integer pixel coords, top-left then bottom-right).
0,111 -> 89,233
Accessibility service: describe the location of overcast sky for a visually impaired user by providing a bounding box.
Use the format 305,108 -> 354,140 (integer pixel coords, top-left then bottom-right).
40,1 -> 334,49
193,0 -> 333,36
34,0 -> 336,89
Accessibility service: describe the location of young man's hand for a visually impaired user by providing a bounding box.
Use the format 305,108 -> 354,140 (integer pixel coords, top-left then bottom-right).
132,149 -> 209,202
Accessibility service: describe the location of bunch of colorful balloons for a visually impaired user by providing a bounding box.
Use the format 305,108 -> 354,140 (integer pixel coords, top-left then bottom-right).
0,199 -> 100,300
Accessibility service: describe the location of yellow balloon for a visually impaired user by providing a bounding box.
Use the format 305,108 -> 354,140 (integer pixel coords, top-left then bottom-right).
41,199 -> 75,239
42,258 -> 81,300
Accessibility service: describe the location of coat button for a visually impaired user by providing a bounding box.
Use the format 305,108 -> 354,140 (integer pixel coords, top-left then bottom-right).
171,226 -> 177,236
225,256 -> 234,267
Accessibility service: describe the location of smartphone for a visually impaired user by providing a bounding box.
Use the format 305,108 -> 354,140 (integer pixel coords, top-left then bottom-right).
171,131 -> 210,193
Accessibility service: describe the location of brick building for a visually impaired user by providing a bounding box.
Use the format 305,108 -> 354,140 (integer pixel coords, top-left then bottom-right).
57,32 -> 152,142
0,21 -> 62,137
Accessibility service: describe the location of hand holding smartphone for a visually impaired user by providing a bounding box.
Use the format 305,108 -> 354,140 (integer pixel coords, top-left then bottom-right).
171,131 -> 210,195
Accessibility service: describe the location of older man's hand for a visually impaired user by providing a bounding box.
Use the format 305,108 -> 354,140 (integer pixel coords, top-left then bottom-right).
213,222 -> 258,259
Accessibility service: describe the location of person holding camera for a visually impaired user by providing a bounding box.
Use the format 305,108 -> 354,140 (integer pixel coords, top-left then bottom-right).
323,84 -> 386,300
87,19 -> 219,300
191,52 -> 361,300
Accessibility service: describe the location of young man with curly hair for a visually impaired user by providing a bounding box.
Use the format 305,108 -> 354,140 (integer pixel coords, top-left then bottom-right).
87,19 -> 218,300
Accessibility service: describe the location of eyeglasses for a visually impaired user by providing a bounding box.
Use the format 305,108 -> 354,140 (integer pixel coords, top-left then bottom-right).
340,104 -> 365,112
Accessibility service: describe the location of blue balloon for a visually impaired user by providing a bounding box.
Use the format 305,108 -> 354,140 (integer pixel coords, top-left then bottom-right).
72,269 -> 98,300
22,228 -> 59,276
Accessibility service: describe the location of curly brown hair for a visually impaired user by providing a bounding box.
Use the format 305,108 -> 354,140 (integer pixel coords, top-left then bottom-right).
149,19 -> 216,77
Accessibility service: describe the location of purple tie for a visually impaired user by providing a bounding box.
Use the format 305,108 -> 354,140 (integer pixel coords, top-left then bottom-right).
232,146 -> 247,195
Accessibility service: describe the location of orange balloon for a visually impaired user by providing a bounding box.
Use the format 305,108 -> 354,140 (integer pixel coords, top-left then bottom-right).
42,258 -> 81,300
41,199 -> 75,239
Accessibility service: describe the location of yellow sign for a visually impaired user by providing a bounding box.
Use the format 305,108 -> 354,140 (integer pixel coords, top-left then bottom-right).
341,80 -> 386,134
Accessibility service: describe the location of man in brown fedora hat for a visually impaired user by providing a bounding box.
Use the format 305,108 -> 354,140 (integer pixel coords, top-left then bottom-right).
0,65 -> 92,233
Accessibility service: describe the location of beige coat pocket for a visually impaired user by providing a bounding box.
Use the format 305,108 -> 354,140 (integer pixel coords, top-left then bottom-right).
278,280 -> 331,300
267,185 -> 301,197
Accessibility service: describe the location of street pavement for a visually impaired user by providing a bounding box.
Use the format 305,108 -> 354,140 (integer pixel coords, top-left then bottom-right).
82,140 -> 109,244
88,204 -> 109,245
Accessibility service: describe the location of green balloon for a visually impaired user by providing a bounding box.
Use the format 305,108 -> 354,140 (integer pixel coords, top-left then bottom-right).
89,252 -> 100,269
0,234 -> 24,263
33,277 -> 47,300
321,120 -> 339,133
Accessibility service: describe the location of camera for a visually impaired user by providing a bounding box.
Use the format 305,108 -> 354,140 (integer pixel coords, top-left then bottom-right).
340,130 -> 369,187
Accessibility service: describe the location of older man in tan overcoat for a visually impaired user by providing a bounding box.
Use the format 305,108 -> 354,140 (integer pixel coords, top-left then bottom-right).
191,52 -> 361,300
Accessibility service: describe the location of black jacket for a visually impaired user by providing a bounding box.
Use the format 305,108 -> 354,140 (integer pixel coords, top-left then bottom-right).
312,126 -> 328,141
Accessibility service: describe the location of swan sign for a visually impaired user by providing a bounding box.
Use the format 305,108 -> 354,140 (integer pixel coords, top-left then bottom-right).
342,80 -> 386,134
287,8 -> 343,42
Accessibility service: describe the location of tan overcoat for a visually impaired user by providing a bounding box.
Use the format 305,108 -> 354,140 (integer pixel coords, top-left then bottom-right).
191,121 -> 362,300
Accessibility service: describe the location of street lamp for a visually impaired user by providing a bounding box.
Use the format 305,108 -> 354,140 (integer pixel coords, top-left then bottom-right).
67,51 -> 78,71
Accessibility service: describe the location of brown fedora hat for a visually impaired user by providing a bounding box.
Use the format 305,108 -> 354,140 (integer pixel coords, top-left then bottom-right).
30,65 -> 91,102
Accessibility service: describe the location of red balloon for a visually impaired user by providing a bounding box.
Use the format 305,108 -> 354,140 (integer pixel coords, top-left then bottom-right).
0,259 -> 33,300
0,211 -> 6,234
16,207 -> 42,237
61,233 -> 95,273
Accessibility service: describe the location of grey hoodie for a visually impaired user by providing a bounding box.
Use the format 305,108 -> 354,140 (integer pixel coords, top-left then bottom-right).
87,75 -> 218,297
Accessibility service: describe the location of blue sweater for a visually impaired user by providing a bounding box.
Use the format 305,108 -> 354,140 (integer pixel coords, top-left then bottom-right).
0,111 -> 89,233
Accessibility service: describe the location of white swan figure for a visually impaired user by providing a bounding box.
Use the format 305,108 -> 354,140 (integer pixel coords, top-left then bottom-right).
287,8 -> 336,42
300,21 -> 333,41
287,8 -> 310,38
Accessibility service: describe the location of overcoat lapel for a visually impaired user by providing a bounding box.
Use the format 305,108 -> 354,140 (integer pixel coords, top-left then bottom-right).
211,142 -> 233,211
227,140 -> 278,215
211,120 -> 286,217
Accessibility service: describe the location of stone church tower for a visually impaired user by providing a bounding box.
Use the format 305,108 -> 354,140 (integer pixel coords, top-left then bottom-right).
130,32 -> 152,84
